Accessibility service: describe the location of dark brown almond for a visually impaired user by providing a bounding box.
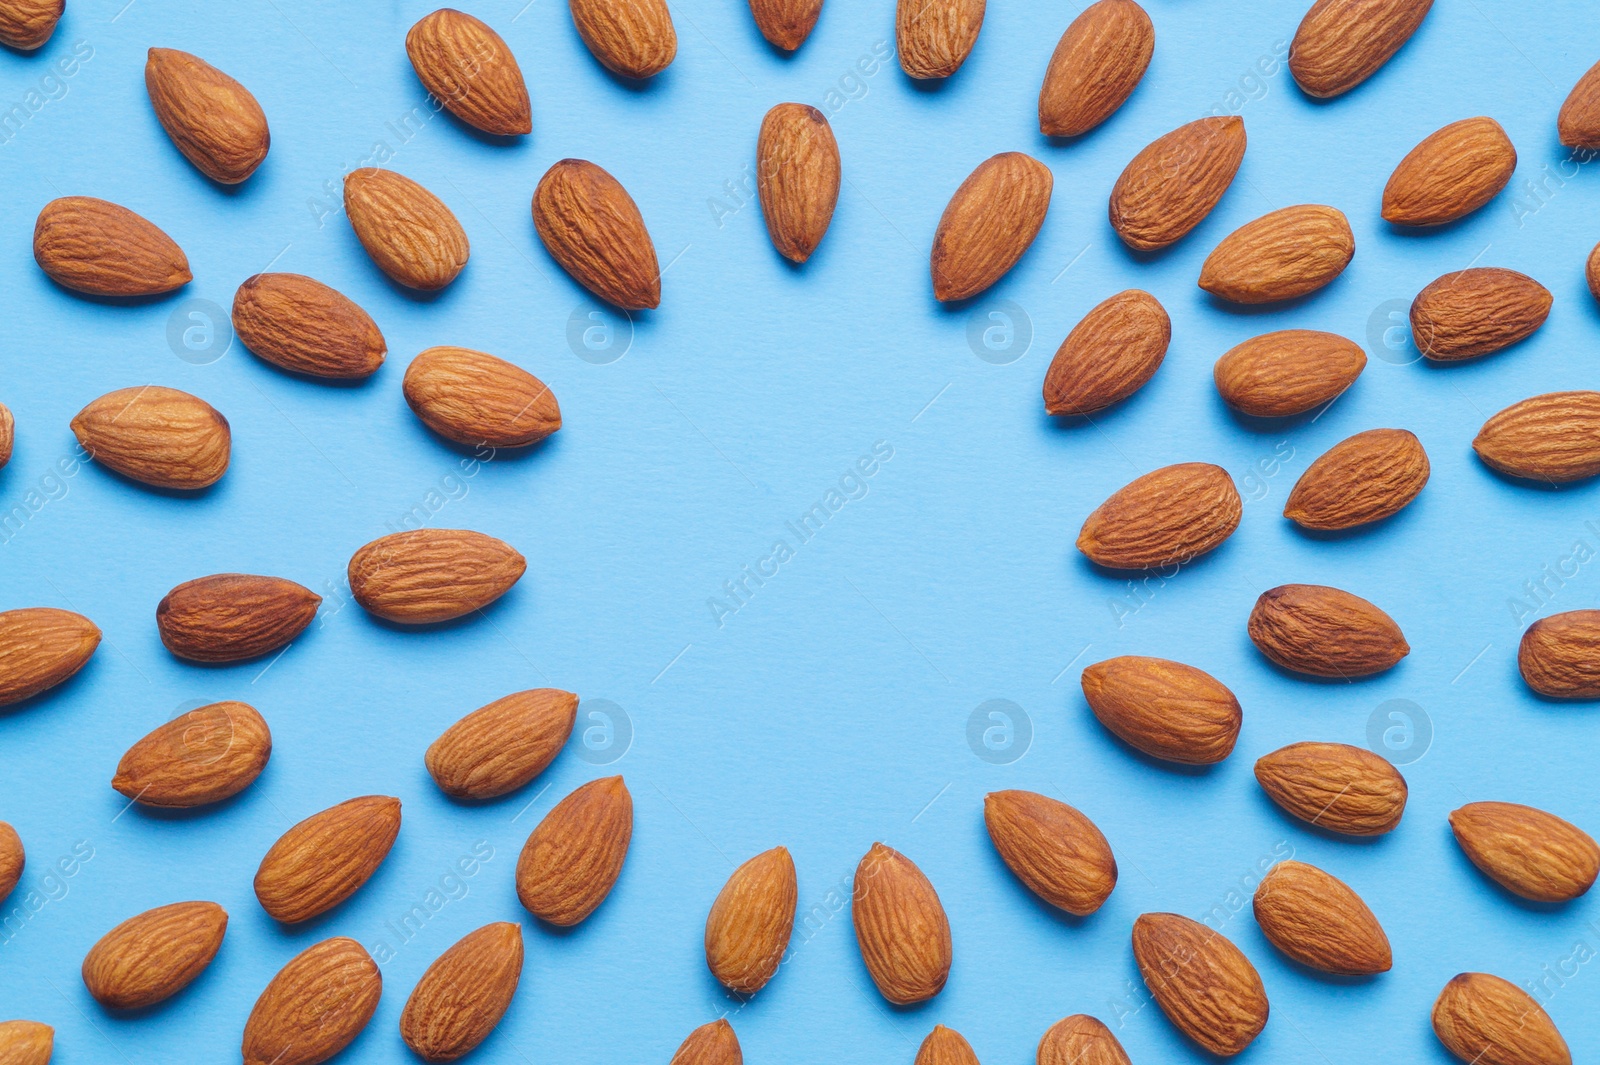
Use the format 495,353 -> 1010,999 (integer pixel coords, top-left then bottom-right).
0,607 -> 101,706
34,197 -> 191,297
1037,1015 -> 1132,1065
1283,428 -> 1429,530
1038,0 -> 1153,137
1042,289 -> 1169,415
983,789 -> 1116,913
1433,972 -> 1572,1065
253,796 -> 402,923
425,688 -> 578,800
916,1025 -> 977,1065
533,158 -> 661,310
852,842 -> 951,1004
748,0 -> 821,50
1199,205 -> 1354,304
1109,116 -> 1245,250
113,700 -> 272,808
0,822 -> 22,906
232,273 -> 386,379
1213,329 -> 1366,417
756,103 -> 840,264
1132,913 -> 1269,1055
570,0 -> 677,78
242,938 -> 382,1065
1473,391 -> 1600,483
403,347 -> 561,449
156,574 -> 320,663
670,1019 -> 741,1065
0,0 -> 61,49
1248,584 -> 1408,677
1382,117 -> 1515,226
1289,0 -> 1434,98
72,386 -> 230,490
145,48 -> 270,184
399,922 -> 524,1063
516,776 -> 633,925
406,9 -> 531,136
1080,656 -> 1240,765
1521,610 -> 1600,698
81,901 -> 228,1009
1410,267 -> 1550,361
1076,462 -> 1241,570
897,0 -> 984,79
704,846 -> 798,994
931,152 -> 1053,302
347,528 -> 526,624
1254,741 -> 1407,836
344,168 -> 470,291
1559,59 -> 1600,149
1450,801 -> 1600,903
1252,861 -> 1391,975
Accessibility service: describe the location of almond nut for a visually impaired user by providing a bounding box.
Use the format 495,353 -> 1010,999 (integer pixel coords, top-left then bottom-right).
1037,1014 -> 1132,1065
0,822 -> 23,906
71,385 -> 230,490
516,776 -> 633,925
1520,610 -> 1600,698
0,0 -> 61,49
670,1019 -> 741,1065
931,152 -> 1053,302
1076,462 -> 1241,570
345,168 -> 470,291
254,796 -> 402,923
704,846 -> 797,993
897,0 -> 984,79
1433,972 -> 1570,1065
916,1025 -> 978,1065
1473,391 -> 1600,484
403,347 -> 561,449
1213,329 -> 1365,418
1283,428 -> 1429,530
1080,656 -> 1240,765
570,0 -> 676,78
34,197 -> 191,297
1132,912 -> 1268,1055
425,688 -> 578,800
1289,0 -> 1434,98
756,103 -> 841,264
1559,59 -> 1600,149
747,0 -> 821,50
1254,741 -> 1407,835
232,273 -> 386,379
347,528 -> 525,624
1042,289 -> 1169,416
533,158 -> 661,310
156,574 -> 320,662
1252,860 -> 1391,975
399,922 -> 523,1063
145,48 -> 270,183
1199,205 -> 1353,304
1410,267 -> 1550,361
852,842 -> 951,1004
113,700 -> 271,808
1382,117 -> 1515,226
1038,0 -> 1152,137
81,901 -> 228,1009
0,1021 -> 52,1065
406,9 -> 531,136
0,607 -> 100,706
0,402 -> 12,470
242,938 -> 382,1065
1450,801 -> 1600,903
984,789 -> 1116,913
1110,116 -> 1244,250
1248,584 -> 1408,677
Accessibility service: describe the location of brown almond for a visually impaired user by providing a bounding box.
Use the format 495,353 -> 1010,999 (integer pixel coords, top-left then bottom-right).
34,197 -> 191,297
704,846 -> 797,993
570,0 -> 676,78
897,0 -> 984,79
916,1025 -> 977,1065
403,347 -> 561,449
1410,267 -> 1550,361
1248,584 -> 1408,677
1109,116 -> 1245,250
1252,861 -> 1391,975
156,574 -> 320,663
1521,610 -> 1600,698
1037,1015 -> 1132,1065
983,790 -> 1116,914
1037,0 -> 1152,137
1076,462 -> 1241,570
1289,0 -> 1433,98
232,273 -> 386,379
1382,117 -> 1515,226
0,607 -> 100,706
670,1019 -> 741,1065
533,158 -> 661,310
71,386 -> 229,490
146,48 -> 270,184
1559,59 -> 1600,149
399,922 -> 523,1063
1474,391 -> 1600,484
1450,801 -> 1600,903
1254,742 -> 1407,836
1283,428 -> 1429,530
931,152 -> 1053,302
425,688 -> 578,800
345,168 -> 470,291
0,0 -> 61,49
748,0 -> 821,50
81,901 -> 228,1009
1588,240 -> 1600,304
254,796 -> 402,923
348,528 -> 525,624
516,776 -> 633,925
0,401 -> 12,470
0,822 -> 22,906
0,1021 -> 52,1065
1042,289 -> 1169,416
1433,973 -> 1571,1065
852,842 -> 951,1004
756,103 -> 840,264
242,938 -> 382,1065
113,700 -> 272,808
1199,205 -> 1354,303
1080,656 -> 1240,765
1133,913 -> 1268,1055
1213,329 -> 1366,418
406,9 -> 531,136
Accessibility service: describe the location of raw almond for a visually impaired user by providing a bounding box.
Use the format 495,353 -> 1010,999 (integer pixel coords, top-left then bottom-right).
1289,0 -> 1433,98
1042,289 -> 1169,416
1283,428 -> 1429,530
1199,205 -> 1354,303
113,700 -> 271,808
704,845 -> 797,993
1410,267 -> 1550,361
1450,801 -> 1600,903
242,937 -> 382,1065
916,1025 -> 977,1065
670,1019 -> 741,1065
756,103 -> 840,264
1254,742 -> 1407,836
347,528 -> 525,624
425,688 -> 578,800
71,386 -> 229,490
33,197 -> 191,297
931,152 -> 1053,302
254,796 -> 402,923
0,822 -> 22,905
1558,60 -> 1600,149
1248,584 -> 1408,678
533,158 -> 661,310
81,901 -> 228,1009
1382,117 -> 1515,226
0,401 -> 11,469
1038,0 -> 1152,137
1080,656 -> 1240,765
406,9 -> 531,136
145,48 -> 270,184
897,0 -> 984,79
399,922 -> 523,1063
852,842 -> 951,1004
1252,861 -> 1391,975
0,607 -> 100,706
156,574 -> 321,662
403,347 -> 561,449
748,0 -> 821,50
569,0 -> 676,78
1520,610 -> 1600,698
1076,462 -> 1241,570
1588,240 -> 1600,304
1473,391 -> 1600,484
1434,973 -> 1571,1065
1109,116 -> 1245,250
516,776 -> 633,925
0,0 -> 61,49
232,273 -> 386,379
983,789 -> 1116,913
344,168 -> 469,291
1213,329 -> 1366,418
0,1021 -> 52,1065
1133,913 -> 1268,1055
1037,1015 -> 1132,1065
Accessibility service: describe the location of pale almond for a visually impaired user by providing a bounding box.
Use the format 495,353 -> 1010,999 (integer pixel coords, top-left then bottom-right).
34,197 -> 191,297
425,688 -> 578,800
1410,267 -> 1550,361
72,386 -> 229,490
1109,116 -> 1245,250
897,0 -> 984,79
984,789 -> 1116,913
533,158 -> 661,310
81,901 -> 228,1009
347,528 -> 525,624
254,796 -> 401,923
0,607 -> 100,706
1076,462 -> 1241,570
1080,656 -> 1240,765
1254,741 -> 1407,836
1283,428 -> 1429,530
1382,117 -> 1515,226
1252,861 -> 1391,975
852,842 -> 951,1004
113,700 -> 271,808
1042,289 -> 1169,416
1248,584 -> 1408,677
1473,391 -> 1600,484
516,776 -> 633,925
146,48 -> 270,184
931,152 -> 1052,302
242,938 -> 381,1065
403,347 -> 561,449
406,9 -> 531,136
1290,0 -> 1434,98
1199,205 -> 1353,303
1213,329 -> 1365,418
1450,801 -> 1600,903
704,846 -> 797,993
345,168 -> 469,291
399,922 -> 523,1063
756,103 -> 840,264
232,273 -> 386,379
157,574 -> 321,662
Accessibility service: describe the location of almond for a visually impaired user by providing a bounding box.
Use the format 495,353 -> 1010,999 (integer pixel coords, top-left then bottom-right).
1434,973 -> 1571,1065
0,822 -> 22,905
425,688 -> 578,800
33,197 -> 191,297
1133,913 -> 1267,1055
81,901 -> 228,1009
756,103 -> 840,264
0,401 -> 12,470
1252,861 -> 1390,975
516,776 -> 633,925
569,0 -> 676,78
1109,116 -> 1245,250
399,922 -> 523,1063
1382,117 -> 1515,226
983,790 -> 1116,914
71,386 -> 229,491
1248,584 -> 1408,678
232,273 -> 386,379
156,574 -> 320,662
145,48 -> 270,184
916,1025 -> 977,1065
533,158 -> 661,310
1199,205 -> 1354,303
1410,267 -> 1550,361
0,1021 -> 52,1065
403,347 -> 561,449
1289,0 -> 1433,98
1076,462 -> 1241,570
1042,289 -> 1169,416
0,0 -> 61,49
897,0 -> 984,79
1213,329 -> 1366,418
748,0 -> 821,50
704,846 -> 797,993
344,168 -> 469,291
931,152 -> 1053,302
1080,656 -> 1241,765
1283,428 -> 1429,530
347,529 -> 525,624
242,938 -> 382,1065
254,796 -> 402,923
0,607 -> 100,706
1558,59 -> 1600,149
1254,741 -> 1407,836
406,9 -> 531,136
113,700 -> 271,808
1450,801 -> 1600,903
1037,1015 -> 1132,1065
1473,391 -> 1600,484
670,1019 -> 741,1065
852,842 -> 951,1004
1588,240 -> 1600,304
1037,0 -> 1152,137
1520,610 -> 1600,698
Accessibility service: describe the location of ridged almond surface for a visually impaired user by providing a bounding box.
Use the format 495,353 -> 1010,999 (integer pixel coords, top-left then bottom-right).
232,273 -> 386,379
1133,913 -> 1267,1055
533,158 -> 661,310
113,700 -> 271,808
984,790 -> 1116,914
930,152 -> 1053,302
403,347 -> 561,449
1037,0 -> 1150,135
1199,205 -> 1353,303
756,103 -> 840,264
1433,973 -> 1571,1065
1248,584 -> 1408,677
1042,289 -> 1169,415
0,0 -> 60,49
1283,428 -> 1429,530
670,1019 -> 741,1065
1558,60 -> 1600,149
71,386 -> 229,490
348,528 -> 525,624
852,842 -> 951,1004
1213,330 -> 1366,417
0,402 -> 11,470
0,607 -> 100,706
425,688 -> 578,800
406,9 -> 531,136
1289,0 -> 1433,98
33,197 -> 191,297
81,901 -> 228,1009
145,48 -> 270,184
748,0 -> 820,50
1080,656 -> 1240,765
156,574 -> 320,662
1474,391 -> 1600,484
1520,610 -> 1600,698
1109,116 -> 1245,250
570,0 -> 676,78
916,1025 -> 977,1065
1589,241 -> 1600,305
0,1021 -> 52,1065
1254,742 -> 1407,835
1076,462 -> 1241,570
516,776 -> 633,925
897,0 -> 984,79
1382,117 -> 1515,226
242,938 -> 381,1065
399,922 -> 523,1063
1450,801 -> 1600,903
1037,1015 -> 1132,1065
344,168 -> 469,291
1410,267 -> 1550,361
1252,861 -> 1391,975
704,846 -> 797,993
0,822 -> 22,906
254,796 -> 402,923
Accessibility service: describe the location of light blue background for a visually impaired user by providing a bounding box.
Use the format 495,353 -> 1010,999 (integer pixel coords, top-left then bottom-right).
1,0 -> 1598,1061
